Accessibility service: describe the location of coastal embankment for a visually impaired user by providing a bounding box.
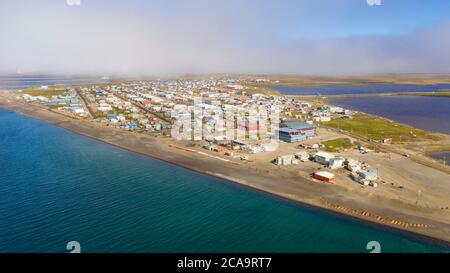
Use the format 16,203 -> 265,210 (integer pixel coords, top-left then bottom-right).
1,92 -> 450,245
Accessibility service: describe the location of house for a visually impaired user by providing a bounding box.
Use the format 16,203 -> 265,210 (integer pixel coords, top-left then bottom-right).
275,155 -> 299,166
22,94 -> 36,101
299,142 -> 320,149
314,151 -> 334,165
98,103 -> 112,112
313,115 -> 331,122
358,170 -> 378,181
351,173 -> 370,186
36,96 -> 49,103
142,100 -> 157,106
261,143 -> 277,152
313,171 -> 335,183
106,114 -> 118,121
328,157 -> 344,169
71,106 -> 85,114
69,98 -> 80,106
294,151 -> 310,162
345,159 -> 361,172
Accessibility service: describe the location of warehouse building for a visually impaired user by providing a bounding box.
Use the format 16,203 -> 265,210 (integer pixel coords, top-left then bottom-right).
313,171 -> 336,183
277,121 -> 316,143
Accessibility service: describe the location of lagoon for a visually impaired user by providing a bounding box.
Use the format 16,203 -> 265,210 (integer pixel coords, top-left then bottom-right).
0,75 -> 107,90
274,83 -> 450,96
328,96 -> 450,134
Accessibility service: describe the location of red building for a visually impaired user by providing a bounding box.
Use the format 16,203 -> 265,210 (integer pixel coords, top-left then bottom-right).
313,171 -> 336,183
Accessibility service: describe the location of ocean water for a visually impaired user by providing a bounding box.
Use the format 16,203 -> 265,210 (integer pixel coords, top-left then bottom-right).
0,75 -> 107,90
329,96 -> 450,134
429,151 -> 450,166
0,108 -> 448,253
274,83 -> 450,95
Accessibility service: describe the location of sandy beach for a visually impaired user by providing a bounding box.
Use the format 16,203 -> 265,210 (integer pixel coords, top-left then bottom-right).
1,92 -> 449,245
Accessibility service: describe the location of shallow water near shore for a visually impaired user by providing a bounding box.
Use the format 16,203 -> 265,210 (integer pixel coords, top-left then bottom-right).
0,75 -> 107,90
429,151 -> 450,166
0,108 -> 448,253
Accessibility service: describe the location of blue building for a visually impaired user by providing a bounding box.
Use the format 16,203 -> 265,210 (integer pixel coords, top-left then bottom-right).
278,121 -> 316,143
106,114 -> 118,120
69,98 -> 80,105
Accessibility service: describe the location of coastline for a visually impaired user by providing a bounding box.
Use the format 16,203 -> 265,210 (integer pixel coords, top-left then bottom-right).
321,96 -> 450,163
1,93 -> 450,246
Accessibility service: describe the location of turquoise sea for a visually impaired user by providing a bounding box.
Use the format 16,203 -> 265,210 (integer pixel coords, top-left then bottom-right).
0,108 -> 448,253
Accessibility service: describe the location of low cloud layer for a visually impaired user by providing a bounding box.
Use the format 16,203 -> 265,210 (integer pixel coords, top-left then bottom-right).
1,0 -> 450,76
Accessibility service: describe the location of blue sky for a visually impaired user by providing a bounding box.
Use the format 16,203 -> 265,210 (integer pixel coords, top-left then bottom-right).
85,0 -> 450,37
283,0 -> 450,37
1,0 -> 450,75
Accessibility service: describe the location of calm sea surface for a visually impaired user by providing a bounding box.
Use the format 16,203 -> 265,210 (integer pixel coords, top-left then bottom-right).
0,108 -> 448,253
0,75 -> 107,90
328,96 -> 450,134
274,83 -> 450,95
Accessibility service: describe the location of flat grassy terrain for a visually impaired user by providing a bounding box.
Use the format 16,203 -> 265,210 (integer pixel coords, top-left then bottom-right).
321,114 -> 437,143
22,83 -> 111,98
23,86 -> 67,97
404,90 -> 450,97
243,85 -> 280,95
321,138 -> 353,152
266,74 -> 450,86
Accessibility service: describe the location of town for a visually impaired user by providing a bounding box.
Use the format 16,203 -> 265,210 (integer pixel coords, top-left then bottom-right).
19,78 -> 384,189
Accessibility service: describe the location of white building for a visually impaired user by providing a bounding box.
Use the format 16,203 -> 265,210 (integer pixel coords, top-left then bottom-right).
315,151 -> 334,165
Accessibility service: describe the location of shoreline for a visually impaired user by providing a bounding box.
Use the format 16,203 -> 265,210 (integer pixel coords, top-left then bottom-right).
320,97 -> 450,159
1,93 -> 450,246
3,107 -> 450,249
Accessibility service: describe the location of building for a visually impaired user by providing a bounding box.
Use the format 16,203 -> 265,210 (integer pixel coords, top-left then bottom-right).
69,98 -> 80,106
313,171 -> 335,183
314,151 -> 334,165
107,114 -> 118,121
345,159 -> 361,172
277,121 -> 316,143
352,170 -> 378,185
274,155 -> 299,165
294,151 -> 310,162
313,115 -> 331,122
328,157 -> 344,169
71,106 -> 85,114
358,170 -> 378,181
261,143 -> 277,152
274,155 -> 299,166
278,128 -> 305,143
